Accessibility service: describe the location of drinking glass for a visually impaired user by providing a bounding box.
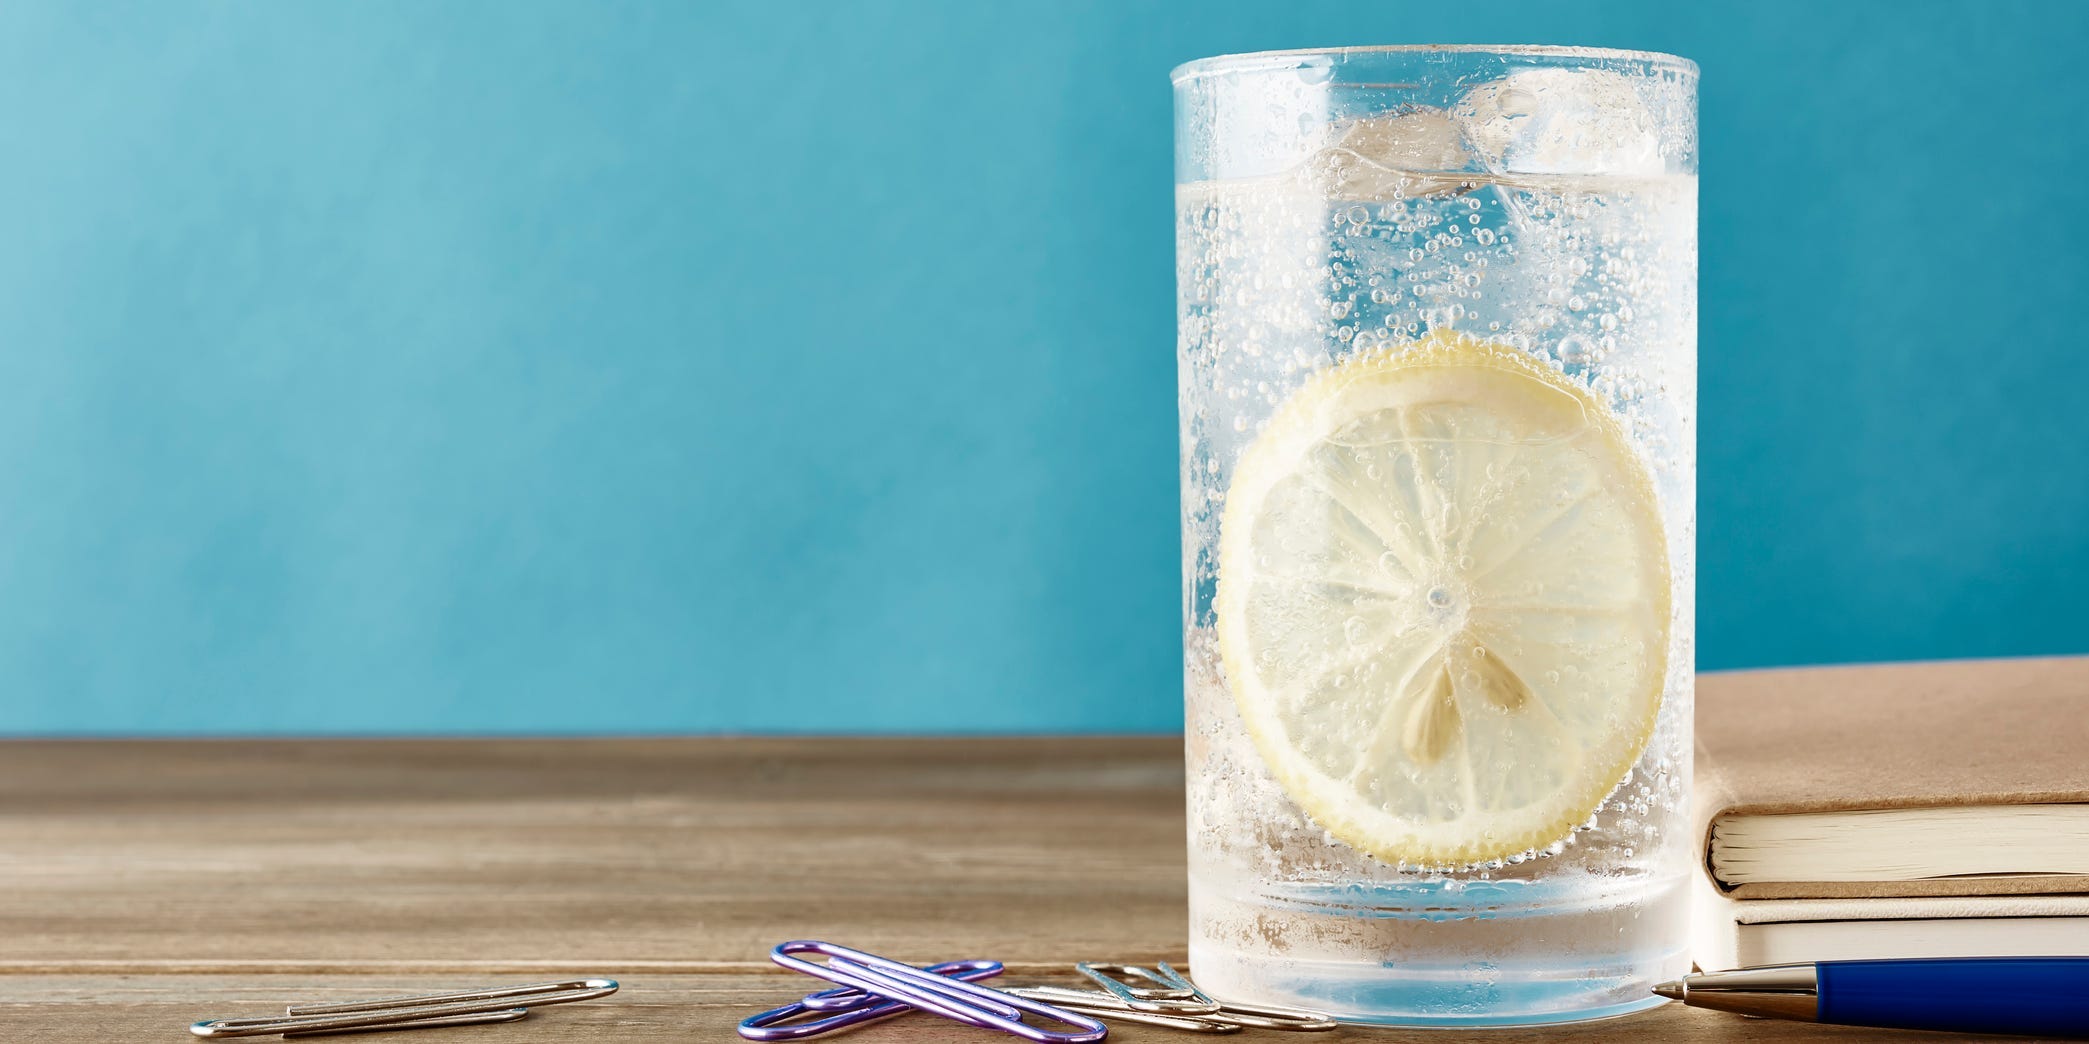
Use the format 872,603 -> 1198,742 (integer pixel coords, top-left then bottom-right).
1174,45 -> 1697,1025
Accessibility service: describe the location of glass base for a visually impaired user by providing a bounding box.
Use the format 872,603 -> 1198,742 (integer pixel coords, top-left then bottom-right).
1186,872 -> 1690,1025
1186,948 -> 1676,1026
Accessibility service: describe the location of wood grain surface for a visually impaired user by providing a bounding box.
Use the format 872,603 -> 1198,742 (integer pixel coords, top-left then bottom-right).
0,679 -> 2020,1040
0,738 -> 1186,970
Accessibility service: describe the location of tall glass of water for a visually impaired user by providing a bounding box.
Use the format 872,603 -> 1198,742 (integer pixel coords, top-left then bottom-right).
1173,46 -> 1696,1025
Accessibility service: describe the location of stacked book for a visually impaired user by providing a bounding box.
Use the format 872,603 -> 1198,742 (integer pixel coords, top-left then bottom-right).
1693,656 -> 2089,970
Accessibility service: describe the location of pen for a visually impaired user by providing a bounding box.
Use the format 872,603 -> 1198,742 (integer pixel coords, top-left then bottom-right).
1656,957 -> 2089,1037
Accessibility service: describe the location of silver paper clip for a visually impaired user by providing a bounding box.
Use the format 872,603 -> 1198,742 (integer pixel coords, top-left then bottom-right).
1184,996 -> 1340,1032
1077,962 -> 1218,1012
1005,986 -> 1241,1034
1001,963 -> 1337,1033
190,978 -> 619,1038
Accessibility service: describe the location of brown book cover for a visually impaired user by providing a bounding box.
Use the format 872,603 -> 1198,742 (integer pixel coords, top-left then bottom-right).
1695,656 -> 2089,899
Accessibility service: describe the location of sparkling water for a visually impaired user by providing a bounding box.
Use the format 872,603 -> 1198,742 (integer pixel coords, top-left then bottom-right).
1175,49 -> 1697,1025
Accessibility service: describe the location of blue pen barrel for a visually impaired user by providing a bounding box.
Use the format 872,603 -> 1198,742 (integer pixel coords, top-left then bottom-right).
1818,958 -> 2089,1037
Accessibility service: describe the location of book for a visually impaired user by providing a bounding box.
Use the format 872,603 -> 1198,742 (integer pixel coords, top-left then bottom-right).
1711,805 -> 2089,886
1691,891 -> 2089,971
1696,656 -> 2089,900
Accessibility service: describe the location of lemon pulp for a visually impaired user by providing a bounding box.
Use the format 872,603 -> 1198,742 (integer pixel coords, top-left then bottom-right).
1214,330 -> 1671,868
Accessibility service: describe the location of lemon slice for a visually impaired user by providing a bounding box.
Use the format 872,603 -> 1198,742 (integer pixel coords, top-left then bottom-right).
1215,330 -> 1670,868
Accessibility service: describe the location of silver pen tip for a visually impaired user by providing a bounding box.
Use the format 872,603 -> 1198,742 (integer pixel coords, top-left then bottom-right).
1652,981 -> 1685,1001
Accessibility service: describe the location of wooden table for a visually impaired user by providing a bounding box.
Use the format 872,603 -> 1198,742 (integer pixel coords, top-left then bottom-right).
0,664 -> 2013,1041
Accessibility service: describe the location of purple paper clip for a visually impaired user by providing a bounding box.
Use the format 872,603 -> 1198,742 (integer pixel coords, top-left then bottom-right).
761,940 -> 1108,1043
739,958 -> 1003,1040
795,958 -> 997,1012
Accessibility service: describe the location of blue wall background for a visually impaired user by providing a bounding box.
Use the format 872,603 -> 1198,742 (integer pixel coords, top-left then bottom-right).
3,1 -> 2085,734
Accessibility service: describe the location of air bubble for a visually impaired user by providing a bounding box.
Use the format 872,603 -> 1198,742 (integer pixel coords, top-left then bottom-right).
1342,616 -> 1370,645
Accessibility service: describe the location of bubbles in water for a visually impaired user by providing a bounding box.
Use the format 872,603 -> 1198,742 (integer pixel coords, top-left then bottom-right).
1342,616 -> 1371,645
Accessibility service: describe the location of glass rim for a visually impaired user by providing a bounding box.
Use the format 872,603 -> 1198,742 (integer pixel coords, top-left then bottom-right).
1169,44 -> 1698,84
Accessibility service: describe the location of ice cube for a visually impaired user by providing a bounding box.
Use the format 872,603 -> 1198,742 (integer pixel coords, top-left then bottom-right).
1456,69 -> 1666,177
1307,107 -> 1479,200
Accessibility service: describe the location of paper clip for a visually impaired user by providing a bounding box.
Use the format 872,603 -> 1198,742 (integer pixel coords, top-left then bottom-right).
1012,984 -> 1340,1032
190,978 -> 618,1038
1012,963 -> 1338,1033
738,959 -> 1003,1040
1005,986 -> 1242,1034
1185,996 -> 1339,1032
796,959 -> 1001,1011
764,940 -> 1107,1043
1078,962 -> 1218,1012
